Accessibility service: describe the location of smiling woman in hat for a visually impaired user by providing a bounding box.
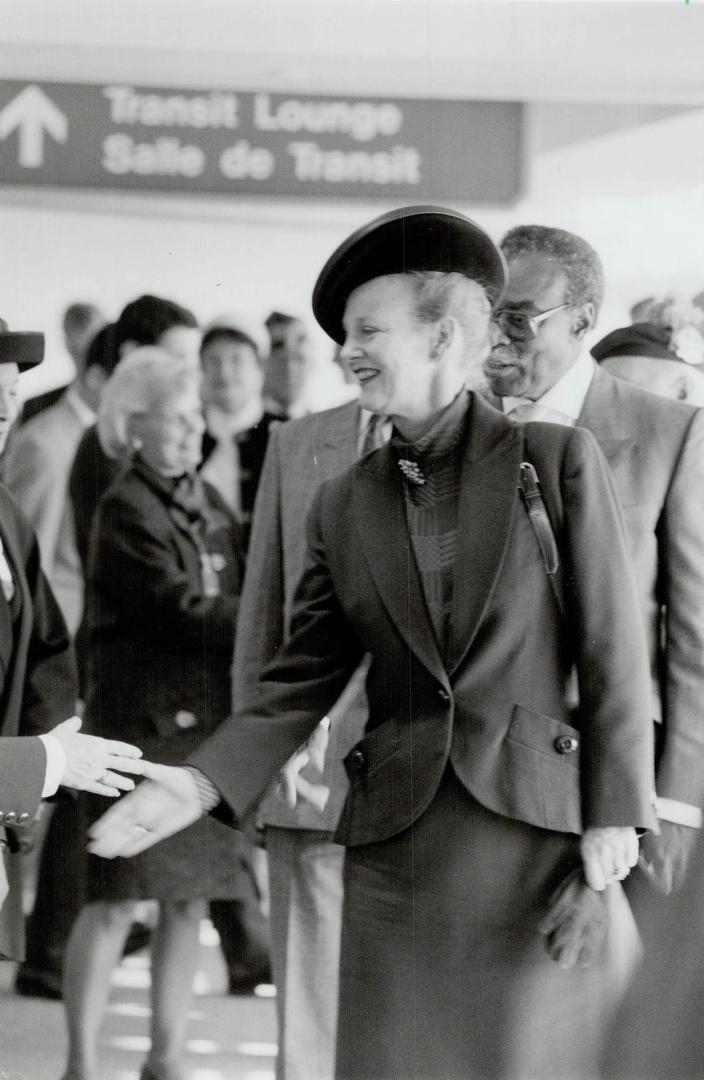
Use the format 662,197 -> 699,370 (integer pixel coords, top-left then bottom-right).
87,208 -> 656,1080
0,318 -> 146,960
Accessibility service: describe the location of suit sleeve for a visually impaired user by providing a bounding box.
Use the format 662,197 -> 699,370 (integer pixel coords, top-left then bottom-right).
0,737 -> 46,823
561,427 -> 656,831
230,425 -> 286,708
190,482 -> 365,823
90,487 -> 238,654
654,408 -> 704,807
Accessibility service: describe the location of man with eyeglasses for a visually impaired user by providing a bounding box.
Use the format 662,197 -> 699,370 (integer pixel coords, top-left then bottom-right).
484,224 -> 704,899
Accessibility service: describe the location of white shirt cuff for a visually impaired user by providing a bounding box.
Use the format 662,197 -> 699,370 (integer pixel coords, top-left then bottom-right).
655,796 -> 702,829
38,733 -> 67,798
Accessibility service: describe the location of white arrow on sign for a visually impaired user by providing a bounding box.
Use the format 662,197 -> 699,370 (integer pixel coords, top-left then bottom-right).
0,84 -> 68,168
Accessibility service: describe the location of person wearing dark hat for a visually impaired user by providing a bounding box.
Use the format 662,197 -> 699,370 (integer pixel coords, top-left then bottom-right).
484,225 -> 704,900
87,207 -> 656,1080
592,320 -> 704,405
0,319 -> 146,961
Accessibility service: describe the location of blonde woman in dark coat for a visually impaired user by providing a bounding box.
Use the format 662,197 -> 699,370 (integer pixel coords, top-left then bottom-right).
61,349 -> 251,1080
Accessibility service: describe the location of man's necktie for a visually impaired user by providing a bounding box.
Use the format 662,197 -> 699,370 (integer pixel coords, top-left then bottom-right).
360,413 -> 389,458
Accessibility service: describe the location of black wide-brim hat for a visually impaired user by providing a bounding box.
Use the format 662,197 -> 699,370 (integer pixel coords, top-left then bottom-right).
0,318 -> 44,370
312,204 -> 507,345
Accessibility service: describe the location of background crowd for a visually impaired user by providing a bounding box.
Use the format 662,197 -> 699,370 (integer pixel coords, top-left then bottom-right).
2,212 -> 704,1080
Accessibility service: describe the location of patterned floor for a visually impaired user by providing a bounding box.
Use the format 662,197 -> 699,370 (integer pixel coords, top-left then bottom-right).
0,921 -> 277,1080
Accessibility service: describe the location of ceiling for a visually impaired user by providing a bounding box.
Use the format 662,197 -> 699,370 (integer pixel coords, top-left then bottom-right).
1,1 -> 702,106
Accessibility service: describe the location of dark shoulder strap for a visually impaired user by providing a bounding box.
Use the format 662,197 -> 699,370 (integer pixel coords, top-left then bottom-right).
518,431 -> 565,619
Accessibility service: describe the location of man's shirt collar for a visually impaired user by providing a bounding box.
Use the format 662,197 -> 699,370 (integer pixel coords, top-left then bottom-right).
502,350 -> 596,423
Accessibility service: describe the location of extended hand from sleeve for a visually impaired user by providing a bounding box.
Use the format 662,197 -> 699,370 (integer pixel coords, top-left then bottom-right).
639,820 -> 699,894
49,715 -> 145,796
280,718 -> 331,811
87,762 -> 203,858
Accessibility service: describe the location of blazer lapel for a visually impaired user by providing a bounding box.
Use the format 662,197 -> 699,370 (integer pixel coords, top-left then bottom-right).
447,394 -> 524,674
353,447 -> 448,686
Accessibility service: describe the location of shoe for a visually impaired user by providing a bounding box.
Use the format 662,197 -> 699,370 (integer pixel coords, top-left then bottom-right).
139,1064 -> 186,1080
15,967 -> 63,1000
228,964 -> 272,995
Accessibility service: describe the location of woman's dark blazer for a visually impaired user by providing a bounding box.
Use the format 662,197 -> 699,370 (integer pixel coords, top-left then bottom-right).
191,393 -> 657,841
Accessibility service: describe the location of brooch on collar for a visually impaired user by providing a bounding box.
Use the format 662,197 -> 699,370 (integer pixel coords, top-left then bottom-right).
397,458 -> 426,486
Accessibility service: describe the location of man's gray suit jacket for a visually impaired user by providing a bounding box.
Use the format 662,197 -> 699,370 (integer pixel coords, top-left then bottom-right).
577,366 -> 704,810
231,400 -> 367,832
3,392 -> 89,634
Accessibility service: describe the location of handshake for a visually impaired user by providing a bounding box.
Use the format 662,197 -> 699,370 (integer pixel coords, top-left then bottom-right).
85,720 -> 332,861
86,659 -> 374,861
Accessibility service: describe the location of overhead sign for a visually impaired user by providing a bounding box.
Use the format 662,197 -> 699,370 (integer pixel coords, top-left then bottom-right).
0,80 -> 522,202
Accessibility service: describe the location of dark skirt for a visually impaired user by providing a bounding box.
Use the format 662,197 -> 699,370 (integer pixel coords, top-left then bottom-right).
84,794 -> 259,903
336,766 -> 639,1080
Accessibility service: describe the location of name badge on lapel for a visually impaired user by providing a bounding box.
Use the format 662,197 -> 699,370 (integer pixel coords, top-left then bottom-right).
200,551 -> 226,598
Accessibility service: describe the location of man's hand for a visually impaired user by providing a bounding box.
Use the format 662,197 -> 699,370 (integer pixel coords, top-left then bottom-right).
639,821 -> 698,895
87,763 -> 202,858
580,826 -> 638,891
539,867 -> 608,969
279,719 -> 330,811
50,715 -> 145,797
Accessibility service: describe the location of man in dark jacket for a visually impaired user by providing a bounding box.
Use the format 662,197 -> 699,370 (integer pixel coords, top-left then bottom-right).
0,319 -> 145,962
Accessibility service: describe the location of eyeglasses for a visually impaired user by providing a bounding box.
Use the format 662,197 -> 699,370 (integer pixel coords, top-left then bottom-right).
491,304 -> 569,341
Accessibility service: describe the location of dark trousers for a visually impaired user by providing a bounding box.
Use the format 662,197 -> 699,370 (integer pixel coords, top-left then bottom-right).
20,794 -> 86,984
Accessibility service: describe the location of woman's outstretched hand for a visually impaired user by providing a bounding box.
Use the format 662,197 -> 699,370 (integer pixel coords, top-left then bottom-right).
87,762 -> 202,857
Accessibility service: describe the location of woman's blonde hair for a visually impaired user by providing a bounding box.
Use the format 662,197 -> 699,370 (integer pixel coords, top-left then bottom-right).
97,346 -> 200,460
407,270 -> 492,370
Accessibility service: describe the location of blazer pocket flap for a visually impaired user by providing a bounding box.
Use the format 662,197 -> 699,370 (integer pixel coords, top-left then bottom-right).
343,719 -> 405,780
338,717 -> 449,847
507,705 -> 580,765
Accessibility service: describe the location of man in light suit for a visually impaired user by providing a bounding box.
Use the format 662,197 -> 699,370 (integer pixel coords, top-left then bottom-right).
19,302 -> 105,426
484,225 -> 704,896
3,322 -> 112,636
231,398 -> 379,1078
89,207 -> 656,1080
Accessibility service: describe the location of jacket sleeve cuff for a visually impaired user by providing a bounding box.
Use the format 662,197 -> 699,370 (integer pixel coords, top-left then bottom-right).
37,734 -> 65,798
